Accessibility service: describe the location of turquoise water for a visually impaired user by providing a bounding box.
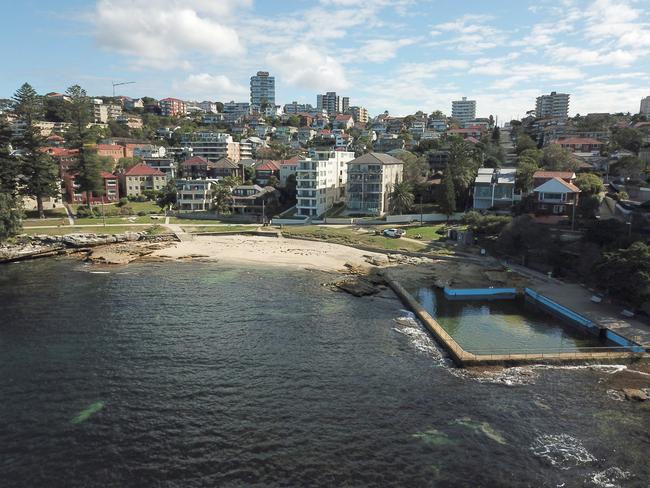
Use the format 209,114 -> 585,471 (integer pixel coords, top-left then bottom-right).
411,287 -> 609,354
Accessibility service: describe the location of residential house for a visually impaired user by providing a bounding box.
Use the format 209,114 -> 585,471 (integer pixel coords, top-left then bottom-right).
255,161 -> 281,186
175,179 -> 218,211
346,152 -> 404,216
120,162 -> 168,198
532,171 -> 580,218
296,150 -> 355,217
472,168 -> 517,210
375,133 -> 405,152
447,126 -> 485,140
211,157 -> 244,179
133,145 -> 166,159
278,155 -> 302,186
116,114 -> 143,129
553,137 -> 604,154
42,147 -> 79,175
143,157 -> 176,177
230,185 -> 280,216
334,114 -> 354,130
64,172 -> 119,204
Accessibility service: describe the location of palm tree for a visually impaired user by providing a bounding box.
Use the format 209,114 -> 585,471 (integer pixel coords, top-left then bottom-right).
389,181 -> 415,215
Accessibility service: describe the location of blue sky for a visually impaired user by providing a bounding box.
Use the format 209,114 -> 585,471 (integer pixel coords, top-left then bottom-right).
2,0 -> 649,121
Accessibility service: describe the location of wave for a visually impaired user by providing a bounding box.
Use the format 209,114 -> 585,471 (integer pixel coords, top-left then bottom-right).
530,434 -> 596,470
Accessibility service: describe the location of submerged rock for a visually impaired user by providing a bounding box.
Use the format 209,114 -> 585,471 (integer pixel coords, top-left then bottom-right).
335,278 -> 380,297
622,388 -> 648,401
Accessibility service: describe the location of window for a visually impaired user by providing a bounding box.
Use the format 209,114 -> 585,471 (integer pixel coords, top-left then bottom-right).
553,205 -> 565,214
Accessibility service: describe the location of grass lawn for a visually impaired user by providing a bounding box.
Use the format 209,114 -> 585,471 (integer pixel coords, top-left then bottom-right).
122,201 -> 163,214
168,217 -> 225,224
21,218 -> 70,227
73,215 -> 162,225
23,207 -> 68,219
20,225 -> 155,236
280,226 -> 427,252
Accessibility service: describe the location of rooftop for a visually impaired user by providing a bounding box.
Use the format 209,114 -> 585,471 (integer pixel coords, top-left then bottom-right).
347,152 -> 404,166
124,162 -> 166,177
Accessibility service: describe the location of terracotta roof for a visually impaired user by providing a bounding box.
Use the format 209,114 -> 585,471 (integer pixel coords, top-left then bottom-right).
182,156 -> 211,166
47,134 -> 65,141
536,176 -> 580,193
212,157 -> 238,169
42,147 -> 79,157
335,114 -> 353,121
533,171 -> 575,180
124,162 -> 166,176
256,161 -> 281,171
556,137 -> 603,145
101,171 -> 117,179
96,144 -> 124,152
466,136 -> 480,145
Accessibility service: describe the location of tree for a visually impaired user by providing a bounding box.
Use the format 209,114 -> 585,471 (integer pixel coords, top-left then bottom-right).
388,181 -> 415,215
64,85 -> 92,146
611,127 -> 643,154
574,173 -> 604,196
496,215 -> 554,261
117,157 -> 141,171
0,193 -> 23,241
515,159 -> 540,194
447,138 -> 480,207
212,183 -> 233,214
595,242 -> 650,308
395,151 -> 429,184
12,83 -> 41,123
17,126 -> 60,218
515,133 -> 537,154
491,126 -> 500,143
610,155 -> 645,181
156,179 -> 177,211
462,211 -> 511,237
541,144 -> 580,171
286,115 -> 300,128
439,164 -> 456,218
75,149 -> 105,205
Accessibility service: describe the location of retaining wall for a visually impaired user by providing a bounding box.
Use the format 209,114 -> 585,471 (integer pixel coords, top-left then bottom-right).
444,287 -> 517,299
385,212 -> 464,223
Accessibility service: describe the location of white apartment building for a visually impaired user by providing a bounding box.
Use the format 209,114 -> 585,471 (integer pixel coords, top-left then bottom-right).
180,132 -> 243,162
451,97 -> 476,125
284,101 -> 319,114
296,149 -> 355,217
176,178 -> 219,212
536,92 -> 570,119
93,99 -> 122,123
640,96 -> 650,116
250,71 -> 275,112
346,152 -> 404,216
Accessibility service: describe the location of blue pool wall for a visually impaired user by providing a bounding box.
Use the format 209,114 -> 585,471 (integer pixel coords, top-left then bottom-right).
443,287 -> 517,300
443,287 -> 644,353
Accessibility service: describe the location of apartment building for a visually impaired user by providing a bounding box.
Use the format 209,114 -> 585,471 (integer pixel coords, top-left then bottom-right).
64,172 -> 119,204
346,152 -> 404,216
451,97 -> 476,125
250,71 -> 275,112
535,92 -> 570,119
640,96 -> 650,117
223,101 -> 250,123
159,98 -> 187,117
349,106 -> 369,124
120,162 -> 168,198
296,149 -> 355,217
175,179 -> 219,211
93,99 -> 122,123
284,101 -> 319,115
180,132 -> 242,162
317,92 -> 349,117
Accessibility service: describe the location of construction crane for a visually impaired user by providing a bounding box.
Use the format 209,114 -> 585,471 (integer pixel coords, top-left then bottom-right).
112,81 -> 135,98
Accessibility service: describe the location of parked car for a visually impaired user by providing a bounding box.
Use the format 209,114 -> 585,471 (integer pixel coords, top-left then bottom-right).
383,228 -> 405,238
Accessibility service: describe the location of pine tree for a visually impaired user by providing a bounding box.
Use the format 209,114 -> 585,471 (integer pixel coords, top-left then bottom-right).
12,83 -> 41,124
440,163 -> 456,218
18,125 -> 61,218
0,117 -> 23,239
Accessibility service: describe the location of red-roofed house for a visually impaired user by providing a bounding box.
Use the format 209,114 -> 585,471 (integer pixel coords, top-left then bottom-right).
64,172 -> 119,204
447,126 -> 485,139
42,147 -> 80,175
334,114 -> 354,130
255,161 -> 281,186
553,137 -> 604,154
532,171 -> 580,218
96,144 -> 126,163
278,155 -> 302,186
120,162 -> 168,198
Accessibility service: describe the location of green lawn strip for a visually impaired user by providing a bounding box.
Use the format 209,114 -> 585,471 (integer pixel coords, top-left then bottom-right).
280,226 -> 427,252
21,219 -> 71,227
23,208 -> 68,219
73,215 -> 162,225
168,218 -> 225,225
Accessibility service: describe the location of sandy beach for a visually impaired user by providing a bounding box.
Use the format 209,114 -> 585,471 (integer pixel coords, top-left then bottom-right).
149,234 -> 390,272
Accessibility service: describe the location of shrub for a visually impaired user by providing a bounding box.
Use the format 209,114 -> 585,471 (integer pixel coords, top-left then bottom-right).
117,197 -> 129,207
137,211 -> 147,216
119,206 -> 134,216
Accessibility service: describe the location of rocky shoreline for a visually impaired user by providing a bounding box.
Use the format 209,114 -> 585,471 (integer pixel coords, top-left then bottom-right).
0,232 -> 179,264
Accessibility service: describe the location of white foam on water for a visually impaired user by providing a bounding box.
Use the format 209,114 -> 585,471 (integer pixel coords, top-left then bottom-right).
605,389 -> 626,402
449,366 -> 538,386
530,434 -> 597,470
89,271 -> 110,274
588,467 -> 632,487
393,314 -> 447,363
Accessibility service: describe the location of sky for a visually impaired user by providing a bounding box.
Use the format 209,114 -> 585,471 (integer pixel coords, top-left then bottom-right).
2,0 -> 649,121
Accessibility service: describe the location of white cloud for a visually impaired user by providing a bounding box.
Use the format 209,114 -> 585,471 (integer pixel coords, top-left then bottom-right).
267,45 -> 349,92
94,0 -> 246,68
430,14 -> 503,53
174,73 -> 248,101
352,38 -> 417,62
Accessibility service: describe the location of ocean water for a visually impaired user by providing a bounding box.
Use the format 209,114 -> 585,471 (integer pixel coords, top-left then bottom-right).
0,259 -> 648,487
